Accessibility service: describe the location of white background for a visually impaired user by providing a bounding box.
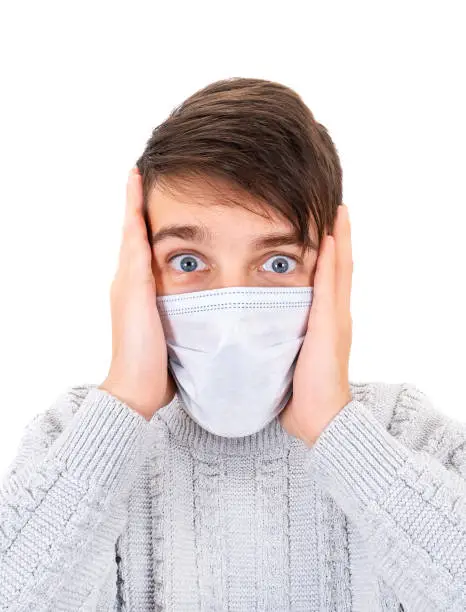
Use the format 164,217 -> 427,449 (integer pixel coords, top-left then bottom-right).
0,1 -> 465,473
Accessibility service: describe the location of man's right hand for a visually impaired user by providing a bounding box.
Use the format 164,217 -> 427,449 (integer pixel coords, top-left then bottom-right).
99,167 -> 176,420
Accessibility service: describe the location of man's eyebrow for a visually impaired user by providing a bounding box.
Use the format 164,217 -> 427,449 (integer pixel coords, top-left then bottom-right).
151,224 -> 213,246
151,224 -> 318,252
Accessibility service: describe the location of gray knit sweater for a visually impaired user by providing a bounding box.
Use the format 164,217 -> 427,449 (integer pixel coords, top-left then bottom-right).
0,380 -> 465,611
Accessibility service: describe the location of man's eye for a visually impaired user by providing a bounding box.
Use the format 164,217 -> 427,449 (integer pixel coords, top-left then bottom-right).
168,253 -> 207,273
261,254 -> 298,274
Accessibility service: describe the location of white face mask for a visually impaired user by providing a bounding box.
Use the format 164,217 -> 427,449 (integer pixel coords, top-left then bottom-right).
156,286 -> 313,438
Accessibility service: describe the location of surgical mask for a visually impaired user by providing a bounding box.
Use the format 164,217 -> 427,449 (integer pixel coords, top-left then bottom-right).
156,286 -> 313,438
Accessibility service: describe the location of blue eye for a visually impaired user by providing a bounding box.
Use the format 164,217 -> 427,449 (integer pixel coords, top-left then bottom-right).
168,253 -> 207,273
262,254 -> 297,274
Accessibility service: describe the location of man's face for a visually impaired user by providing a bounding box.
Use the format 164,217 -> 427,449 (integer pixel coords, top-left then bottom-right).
147,175 -> 319,297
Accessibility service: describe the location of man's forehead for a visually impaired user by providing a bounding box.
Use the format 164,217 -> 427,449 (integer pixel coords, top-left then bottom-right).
148,175 -> 319,255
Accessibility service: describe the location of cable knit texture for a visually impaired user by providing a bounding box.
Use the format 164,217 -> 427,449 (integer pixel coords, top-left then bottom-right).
0,380 -> 465,611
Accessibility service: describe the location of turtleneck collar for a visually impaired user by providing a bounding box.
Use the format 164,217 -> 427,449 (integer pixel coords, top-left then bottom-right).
152,392 -> 297,457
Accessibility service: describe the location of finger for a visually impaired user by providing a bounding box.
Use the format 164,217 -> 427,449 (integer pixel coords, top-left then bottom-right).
309,233 -> 336,328
333,204 -> 353,316
124,167 -> 143,225
119,168 -> 148,266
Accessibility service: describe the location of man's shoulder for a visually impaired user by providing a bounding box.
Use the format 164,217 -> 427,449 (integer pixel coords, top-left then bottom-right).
27,383 -> 99,437
349,379 -> 402,428
348,378 -> 445,432
1,384 -> 101,487
349,379 -> 466,459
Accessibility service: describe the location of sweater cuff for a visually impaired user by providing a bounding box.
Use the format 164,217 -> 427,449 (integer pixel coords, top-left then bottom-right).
48,386 -> 154,493
303,399 -> 411,518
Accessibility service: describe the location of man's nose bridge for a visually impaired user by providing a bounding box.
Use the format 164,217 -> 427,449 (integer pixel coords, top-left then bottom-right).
213,278 -> 250,289
207,259 -> 252,290
208,276 -> 253,290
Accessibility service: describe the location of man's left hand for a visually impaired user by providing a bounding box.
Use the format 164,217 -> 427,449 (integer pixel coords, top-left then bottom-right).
279,203 -> 354,447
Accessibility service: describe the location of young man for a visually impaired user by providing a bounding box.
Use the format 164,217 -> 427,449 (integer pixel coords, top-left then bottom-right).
1,78 -> 465,611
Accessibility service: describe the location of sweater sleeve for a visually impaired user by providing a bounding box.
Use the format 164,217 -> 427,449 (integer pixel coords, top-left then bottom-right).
0,384 -> 157,611
302,382 -> 466,612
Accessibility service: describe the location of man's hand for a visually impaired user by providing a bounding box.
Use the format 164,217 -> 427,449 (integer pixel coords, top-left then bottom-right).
279,204 -> 353,446
99,167 -> 176,420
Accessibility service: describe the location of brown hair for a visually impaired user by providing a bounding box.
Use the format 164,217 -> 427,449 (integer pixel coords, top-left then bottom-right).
135,77 -> 343,254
